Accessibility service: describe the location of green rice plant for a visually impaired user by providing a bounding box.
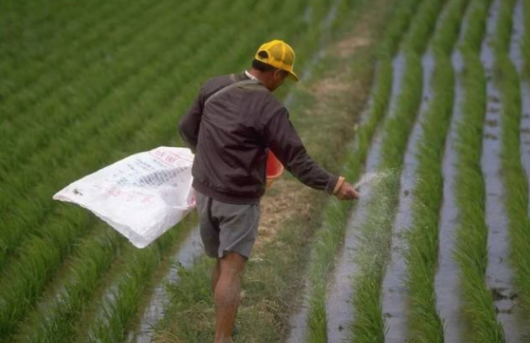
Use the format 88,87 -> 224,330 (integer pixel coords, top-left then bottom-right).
402,0 -> 447,55
377,0 -> 423,59
495,0 -> 530,324
0,0 -> 122,96
82,219 -> 195,343
524,0 -> 530,77
0,0 -> 165,139
432,0 -> 472,54
461,0 -> 491,54
454,48 -> 505,342
497,50 -> 530,329
16,227 -> 123,343
402,0 -> 471,341
0,0 -> 234,271
351,51 -> 423,343
0,9 -> 246,338
404,52 -> 453,343
3,0 -> 355,339
302,1 -> 418,341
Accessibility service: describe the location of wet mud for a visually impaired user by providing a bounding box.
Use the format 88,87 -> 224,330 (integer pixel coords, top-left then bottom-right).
381,51 -> 435,343
127,228 -> 203,343
481,1 -> 521,341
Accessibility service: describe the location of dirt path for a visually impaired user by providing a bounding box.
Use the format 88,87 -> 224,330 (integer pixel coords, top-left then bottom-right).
481,0 -> 520,340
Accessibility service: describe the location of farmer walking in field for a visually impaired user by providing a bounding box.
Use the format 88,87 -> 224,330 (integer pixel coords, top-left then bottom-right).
179,39 -> 359,343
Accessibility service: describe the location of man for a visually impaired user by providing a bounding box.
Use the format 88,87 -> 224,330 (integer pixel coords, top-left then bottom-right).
179,39 -> 359,343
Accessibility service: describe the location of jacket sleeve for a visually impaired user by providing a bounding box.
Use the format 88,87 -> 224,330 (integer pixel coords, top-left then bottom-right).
264,107 -> 340,194
178,92 -> 204,152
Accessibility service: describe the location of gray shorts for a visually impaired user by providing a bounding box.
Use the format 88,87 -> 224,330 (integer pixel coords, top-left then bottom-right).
195,190 -> 260,259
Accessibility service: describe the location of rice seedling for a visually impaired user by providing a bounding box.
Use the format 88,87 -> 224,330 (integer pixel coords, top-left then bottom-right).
399,0 -> 471,341
496,0 -> 530,328
451,0 -> 505,338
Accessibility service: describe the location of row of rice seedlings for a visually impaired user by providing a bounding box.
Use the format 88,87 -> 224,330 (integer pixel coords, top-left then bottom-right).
301,0 -> 419,340
525,0 -> 530,77
350,51 -> 421,343
0,0 -> 119,92
497,0 -> 530,326
350,0 -> 449,340
0,19 -> 242,338
0,0 -> 305,275
401,0 -> 471,341
452,0 -> 504,339
404,52 -> 452,343
0,0 -> 202,173
0,0 -> 227,271
15,227 -> 124,343
455,54 -> 505,343
0,0 -> 163,128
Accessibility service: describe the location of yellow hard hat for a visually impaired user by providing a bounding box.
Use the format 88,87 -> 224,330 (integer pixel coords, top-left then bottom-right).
254,39 -> 299,82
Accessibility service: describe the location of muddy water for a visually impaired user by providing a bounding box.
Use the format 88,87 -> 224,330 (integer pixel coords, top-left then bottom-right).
434,38 -> 467,343
381,51 -> 435,343
481,0 -> 521,341
127,228 -> 203,343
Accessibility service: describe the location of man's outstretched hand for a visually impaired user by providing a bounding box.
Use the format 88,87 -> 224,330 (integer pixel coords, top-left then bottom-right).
335,181 -> 360,200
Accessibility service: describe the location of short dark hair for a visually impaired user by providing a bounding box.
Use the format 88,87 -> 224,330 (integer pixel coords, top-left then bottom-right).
251,59 -> 276,72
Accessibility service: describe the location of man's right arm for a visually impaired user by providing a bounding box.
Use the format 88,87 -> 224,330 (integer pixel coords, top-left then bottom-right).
178,92 -> 204,152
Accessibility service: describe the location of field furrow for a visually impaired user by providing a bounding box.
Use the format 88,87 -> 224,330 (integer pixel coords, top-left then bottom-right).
434,2 -> 475,342
481,0 -> 524,340
381,49 -> 436,343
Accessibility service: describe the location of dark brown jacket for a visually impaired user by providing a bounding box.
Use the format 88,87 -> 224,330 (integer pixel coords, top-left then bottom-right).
179,72 -> 339,204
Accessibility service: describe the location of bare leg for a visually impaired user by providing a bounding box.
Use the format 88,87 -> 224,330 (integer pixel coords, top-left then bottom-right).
211,259 -> 221,294
214,252 -> 246,343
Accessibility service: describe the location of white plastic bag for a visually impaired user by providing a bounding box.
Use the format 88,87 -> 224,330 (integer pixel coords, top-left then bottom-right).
53,147 -> 196,248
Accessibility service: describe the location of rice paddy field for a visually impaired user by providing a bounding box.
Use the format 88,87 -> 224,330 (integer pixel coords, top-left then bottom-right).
1,0 -> 529,342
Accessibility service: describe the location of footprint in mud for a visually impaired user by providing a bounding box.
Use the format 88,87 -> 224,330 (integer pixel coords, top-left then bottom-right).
485,133 -> 498,140
520,127 -> 530,134
489,95 -> 501,103
485,119 -> 499,127
488,107 -> 501,114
